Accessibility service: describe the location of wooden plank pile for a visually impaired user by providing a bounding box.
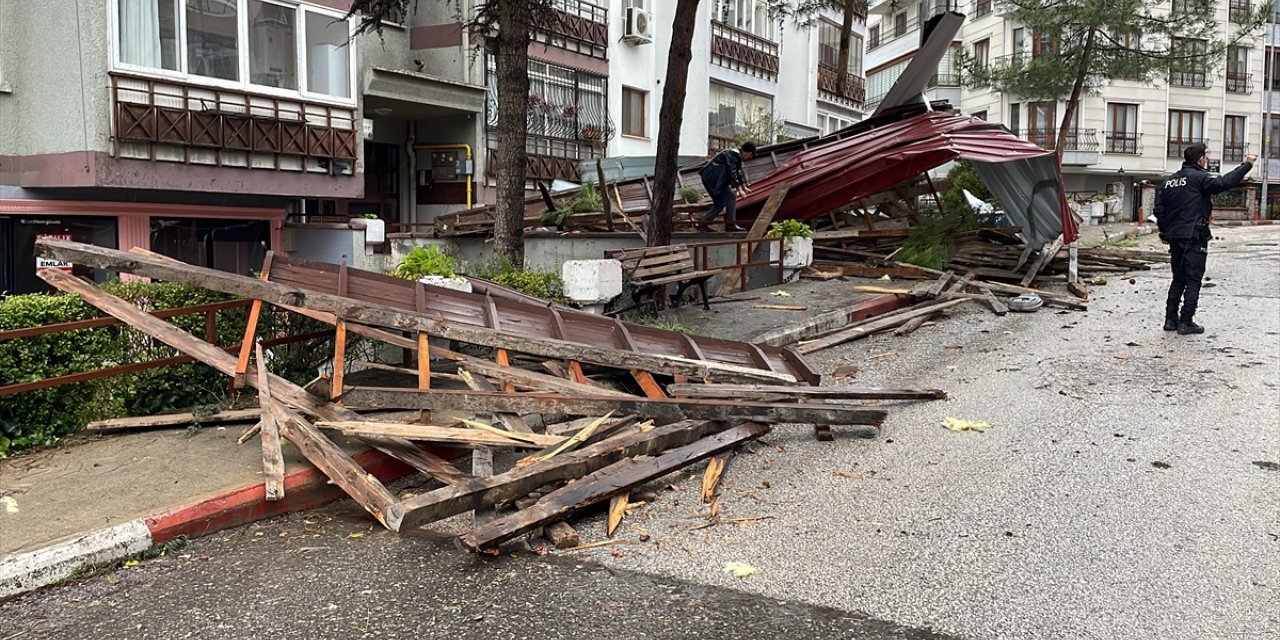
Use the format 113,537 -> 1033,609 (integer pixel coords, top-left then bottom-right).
35,238 -> 946,554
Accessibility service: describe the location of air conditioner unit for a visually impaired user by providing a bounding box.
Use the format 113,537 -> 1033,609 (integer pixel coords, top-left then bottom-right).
623,7 -> 653,44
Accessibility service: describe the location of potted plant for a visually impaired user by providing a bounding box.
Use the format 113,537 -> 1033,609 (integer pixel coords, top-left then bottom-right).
766,219 -> 814,270
350,213 -> 385,244
392,245 -> 471,292
680,186 -> 702,205
581,125 -> 602,140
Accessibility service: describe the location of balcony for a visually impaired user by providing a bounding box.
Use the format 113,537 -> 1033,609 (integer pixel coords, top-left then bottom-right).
868,14 -> 921,52
1103,132 -> 1143,155
1167,138 -> 1208,159
538,0 -> 609,59
1229,0 -> 1252,23
1226,71 -> 1253,94
1169,70 -> 1210,88
1024,128 -> 1100,165
1223,143 -> 1248,163
711,21 -> 780,79
928,72 -> 961,87
817,63 -> 866,107
110,72 -> 357,171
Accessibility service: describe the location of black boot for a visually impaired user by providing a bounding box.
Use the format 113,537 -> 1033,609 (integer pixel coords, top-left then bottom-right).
1177,320 -> 1205,335
1164,306 -> 1179,331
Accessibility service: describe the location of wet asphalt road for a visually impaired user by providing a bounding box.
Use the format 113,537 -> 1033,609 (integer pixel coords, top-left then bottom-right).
1,227 -> 1276,640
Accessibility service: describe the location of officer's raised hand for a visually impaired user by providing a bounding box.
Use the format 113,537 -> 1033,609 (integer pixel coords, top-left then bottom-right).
1246,153 -> 1258,164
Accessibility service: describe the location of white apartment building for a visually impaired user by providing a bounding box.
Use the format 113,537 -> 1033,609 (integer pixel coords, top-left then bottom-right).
864,0 -> 1272,221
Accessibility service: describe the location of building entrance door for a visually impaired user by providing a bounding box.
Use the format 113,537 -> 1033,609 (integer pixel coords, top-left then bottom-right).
0,218 -> 12,294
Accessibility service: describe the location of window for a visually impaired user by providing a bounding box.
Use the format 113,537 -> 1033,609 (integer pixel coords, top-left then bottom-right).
1267,48 -> 1280,91
868,25 -> 881,49
930,45 -> 961,86
1167,109 -> 1205,158
971,110 -> 987,121
716,0 -> 775,40
1229,0 -> 1251,22
866,58 -> 910,106
1269,115 -> 1280,158
1011,28 -> 1025,61
622,87 -> 646,137
1009,102 -> 1020,135
893,12 -> 907,38
1170,38 -> 1209,88
1227,46 -> 1250,93
1032,32 -> 1058,59
1106,103 -> 1139,153
973,0 -> 991,17
1029,101 -> 1055,148
818,19 -> 863,77
708,82 -> 773,142
113,0 -> 355,100
1224,116 -> 1247,162
819,112 -> 852,135
973,39 -> 989,70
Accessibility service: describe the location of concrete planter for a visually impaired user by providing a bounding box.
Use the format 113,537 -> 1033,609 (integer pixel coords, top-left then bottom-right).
417,275 -> 472,293
770,236 -> 813,269
351,218 -> 385,244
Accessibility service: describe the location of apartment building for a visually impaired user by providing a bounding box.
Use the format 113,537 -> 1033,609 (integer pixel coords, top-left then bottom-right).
864,0 -> 1272,221
0,0 -> 867,294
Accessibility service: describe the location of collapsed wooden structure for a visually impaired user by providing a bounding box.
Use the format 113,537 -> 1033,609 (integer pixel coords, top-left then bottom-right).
36,238 -> 946,553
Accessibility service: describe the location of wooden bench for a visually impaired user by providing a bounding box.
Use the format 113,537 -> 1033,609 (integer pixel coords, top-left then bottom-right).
606,245 -> 722,311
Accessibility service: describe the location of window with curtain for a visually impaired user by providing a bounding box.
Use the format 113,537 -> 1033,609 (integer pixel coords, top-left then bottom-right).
118,0 -> 180,70
306,10 -> 352,98
818,19 -> 863,76
708,82 -> 772,139
1029,101 -> 1055,148
1106,103 -> 1139,153
1009,103 -> 1020,135
249,0 -> 296,89
1224,116 -> 1246,162
1167,109 -> 1205,158
622,87 -> 646,137
716,0 -> 775,40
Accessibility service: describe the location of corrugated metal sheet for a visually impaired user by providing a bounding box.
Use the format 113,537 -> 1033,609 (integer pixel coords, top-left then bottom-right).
734,112 -> 1079,246
872,12 -> 966,118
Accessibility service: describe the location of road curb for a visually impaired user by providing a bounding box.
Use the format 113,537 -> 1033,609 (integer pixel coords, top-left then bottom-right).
1213,219 -> 1277,227
0,447 -> 437,599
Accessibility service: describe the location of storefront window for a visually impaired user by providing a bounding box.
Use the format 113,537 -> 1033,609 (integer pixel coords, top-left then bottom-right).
2,217 -> 119,295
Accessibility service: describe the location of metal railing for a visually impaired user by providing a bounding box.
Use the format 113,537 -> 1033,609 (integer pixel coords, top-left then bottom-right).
928,72 -> 961,87
1167,138 -> 1209,159
1023,128 -> 1099,152
688,237 -> 785,295
868,14 -> 921,51
1103,132 -> 1143,154
710,20 -> 780,79
1229,0 -> 1252,22
1169,70 -> 1210,88
1226,71 -> 1253,94
1223,144 -> 1248,163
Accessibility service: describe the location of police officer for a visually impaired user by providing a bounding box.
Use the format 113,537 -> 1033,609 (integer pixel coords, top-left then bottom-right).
1153,144 -> 1255,334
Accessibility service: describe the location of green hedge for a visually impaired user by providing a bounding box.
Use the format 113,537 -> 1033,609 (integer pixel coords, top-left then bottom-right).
0,282 -> 331,456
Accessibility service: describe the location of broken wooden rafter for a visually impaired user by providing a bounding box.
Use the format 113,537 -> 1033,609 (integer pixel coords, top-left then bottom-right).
86,408 -> 261,432
458,422 -> 770,552
39,240 -> 798,385
316,421 -> 563,448
386,419 -> 729,531
797,298 -> 971,354
255,342 -> 286,501
664,383 -> 947,402
339,387 -> 889,427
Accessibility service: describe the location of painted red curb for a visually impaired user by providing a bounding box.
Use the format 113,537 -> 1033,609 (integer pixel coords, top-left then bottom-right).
1216,220 -> 1277,226
847,294 -> 917,323
145,445 -> 461,543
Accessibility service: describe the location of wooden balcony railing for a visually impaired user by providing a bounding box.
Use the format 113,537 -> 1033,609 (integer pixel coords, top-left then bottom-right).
817,64 -> 866,107
538,0 -> 608,58
711,21 -> 779,79
110,73 -> 357,169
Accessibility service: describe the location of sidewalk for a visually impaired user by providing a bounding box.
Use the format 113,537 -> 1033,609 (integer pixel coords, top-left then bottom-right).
0,422 -> 420,597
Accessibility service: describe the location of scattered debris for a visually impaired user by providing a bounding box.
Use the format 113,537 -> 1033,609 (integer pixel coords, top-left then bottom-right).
942,417 -> 990,432
724,561 -> 758,578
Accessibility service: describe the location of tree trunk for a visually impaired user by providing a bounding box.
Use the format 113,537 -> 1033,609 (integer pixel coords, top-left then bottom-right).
835,0 -> 856,97
1054,27 -> 1096,161
648,0 -> 702,247
493,1 -> 532,262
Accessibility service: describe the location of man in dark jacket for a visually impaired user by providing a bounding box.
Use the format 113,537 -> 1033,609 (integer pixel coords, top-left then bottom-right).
1153,143 -> 1255,334
697,142 -> 757,232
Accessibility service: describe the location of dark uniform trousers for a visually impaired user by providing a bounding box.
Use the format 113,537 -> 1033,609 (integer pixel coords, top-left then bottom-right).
1166,235 -> 1209,322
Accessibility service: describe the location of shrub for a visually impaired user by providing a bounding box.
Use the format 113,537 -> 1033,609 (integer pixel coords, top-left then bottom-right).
766,219 -> 813,239
540,182 -> 602,228
680,186 -> 702,204
897,161 -> 999,270
394,245 -> 460,280
472,258 -> 568,304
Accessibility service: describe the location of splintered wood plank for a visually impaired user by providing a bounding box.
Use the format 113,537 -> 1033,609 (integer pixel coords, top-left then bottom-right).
567,360 -> 587,384
980,286 -> 1009,315
665,383 -> 948,402
255,342 -> 285,502
494,349 -> 515,394
458,422 -> 770,553
332,320 -> 348,399
86,408 -> 261,432
317,421 -> 561,447
415,285 -> 431,391
275,406 -> 398,526
797,298 -> 971,354
458,369 -> 534,434
40,240 -> 797,384
701,453 -> 729,503
607,493 -> 628,537
459,360 -> 633,398
233,253 -> 274,387
896,274 -> 973,337
1021,236 -> 1065,288
388,419 -> 727,531
631,370 -> 666,398
472,447 -> 496,525
340,387 -> 889,427
925,271 -> 955,298
38,269 -> 468,498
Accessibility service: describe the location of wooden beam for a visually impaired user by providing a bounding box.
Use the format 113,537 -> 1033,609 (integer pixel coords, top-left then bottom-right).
275,406 -> 399,526
255,342 -> 285,501
665,383 -> 948,401
978,285 -> 1009,315
797,298 -> 972,354
714,182 -> 791,298
37,240 -> 795,384
458,369 -> 534,434
458,360 -> 633,398
458,422 -> 770,552
340,387 -> 888,427
233,253 -> 273,388
631,370 -> 667,398
544,521 -> 579,549
37,269 -> 468,492
317,421 -> 562,448
896,274 -> 972,336
86,408 -> 262,432
387,419 -> 728,531
1020,236 -> 1065,288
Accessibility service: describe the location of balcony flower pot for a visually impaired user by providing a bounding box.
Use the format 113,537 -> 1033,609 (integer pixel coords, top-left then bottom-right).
417,275 -> 472,293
